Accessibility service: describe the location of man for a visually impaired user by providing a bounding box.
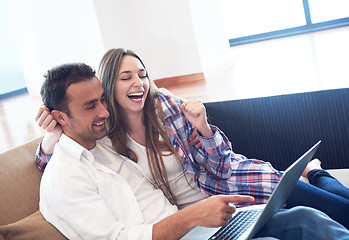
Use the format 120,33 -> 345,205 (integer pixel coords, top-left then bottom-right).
39,63 -> 349,240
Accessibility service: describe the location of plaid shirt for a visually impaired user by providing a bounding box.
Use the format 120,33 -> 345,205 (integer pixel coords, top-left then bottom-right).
36,143 -> 51,171
36,92 -> 281,206
156,92 -> 281,206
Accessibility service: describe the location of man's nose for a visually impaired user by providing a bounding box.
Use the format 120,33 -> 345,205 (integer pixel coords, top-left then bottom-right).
99,103 -> 109,118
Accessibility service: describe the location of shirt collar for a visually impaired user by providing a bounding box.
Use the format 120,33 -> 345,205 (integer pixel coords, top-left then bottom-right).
155,92 -> 182,120
57,135 -> 121,175
58,134 -> 94,164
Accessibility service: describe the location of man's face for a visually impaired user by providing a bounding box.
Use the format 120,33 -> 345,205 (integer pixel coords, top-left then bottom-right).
63,77 -> 109,149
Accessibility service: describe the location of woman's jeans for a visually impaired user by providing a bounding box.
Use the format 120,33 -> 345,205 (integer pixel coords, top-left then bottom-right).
254,206 -> 349,240
285,169 -> 349,229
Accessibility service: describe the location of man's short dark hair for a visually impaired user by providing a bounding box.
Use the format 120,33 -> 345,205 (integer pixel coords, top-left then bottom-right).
41,63 -> 96,115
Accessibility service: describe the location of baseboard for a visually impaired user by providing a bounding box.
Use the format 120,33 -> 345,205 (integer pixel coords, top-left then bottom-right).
153,72 -> 205,88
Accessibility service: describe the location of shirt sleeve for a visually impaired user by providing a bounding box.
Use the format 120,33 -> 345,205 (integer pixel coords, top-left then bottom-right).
194,124 -> 245,180
159,92 -> 281,202
40,162 -> 154,240
35,141 -> 52,171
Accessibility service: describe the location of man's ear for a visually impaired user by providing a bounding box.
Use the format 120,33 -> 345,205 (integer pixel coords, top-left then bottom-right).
51,110 -> 69,126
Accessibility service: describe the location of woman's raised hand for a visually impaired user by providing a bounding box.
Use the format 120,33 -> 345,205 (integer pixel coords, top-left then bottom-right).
180,99 -> 214,138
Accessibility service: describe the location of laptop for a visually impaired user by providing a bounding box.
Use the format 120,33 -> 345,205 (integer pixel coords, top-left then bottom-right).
181,140 -> 321,240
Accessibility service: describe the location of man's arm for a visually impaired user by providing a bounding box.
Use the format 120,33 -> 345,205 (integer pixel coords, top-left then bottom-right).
153,195 -> 255,240
42,150 -> 254,240
41,158 -> 157,240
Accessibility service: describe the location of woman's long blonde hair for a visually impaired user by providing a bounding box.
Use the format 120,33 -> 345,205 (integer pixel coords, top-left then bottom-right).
98,48 -> 180,205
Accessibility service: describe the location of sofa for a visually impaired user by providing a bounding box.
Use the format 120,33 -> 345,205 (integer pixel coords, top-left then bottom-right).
204,87 -> 349,171
1,88 -> 348,240
204,87 -> 349,186
0,137 -> 67,240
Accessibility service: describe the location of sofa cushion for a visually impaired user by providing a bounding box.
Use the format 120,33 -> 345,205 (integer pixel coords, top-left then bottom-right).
0,210 -> 67,240
327,169 -> 349,187
0,137 -> 43,225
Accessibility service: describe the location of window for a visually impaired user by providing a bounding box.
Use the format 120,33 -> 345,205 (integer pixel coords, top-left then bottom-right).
0,0 -> 26,99
220,0 -> 349,46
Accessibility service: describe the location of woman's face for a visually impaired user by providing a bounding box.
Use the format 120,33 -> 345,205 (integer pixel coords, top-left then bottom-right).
114,55 -> 149,117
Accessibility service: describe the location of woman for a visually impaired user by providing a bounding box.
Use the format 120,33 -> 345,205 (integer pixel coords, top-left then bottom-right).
36,48 -> 349,228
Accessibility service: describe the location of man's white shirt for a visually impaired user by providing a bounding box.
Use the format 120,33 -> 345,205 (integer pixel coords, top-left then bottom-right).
39,134 -> 178,240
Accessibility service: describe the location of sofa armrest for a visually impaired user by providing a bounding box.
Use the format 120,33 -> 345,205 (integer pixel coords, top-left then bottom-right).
0,137 -> 43,225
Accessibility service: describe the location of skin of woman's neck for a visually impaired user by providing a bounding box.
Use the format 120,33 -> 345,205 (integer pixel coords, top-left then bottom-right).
125,111 -> 146,146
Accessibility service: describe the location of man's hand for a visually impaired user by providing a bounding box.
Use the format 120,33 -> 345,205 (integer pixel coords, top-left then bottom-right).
153,194 -> 255,240
35,105 -> 62,155
180,99 -> 214,138
186,195 -> 255,228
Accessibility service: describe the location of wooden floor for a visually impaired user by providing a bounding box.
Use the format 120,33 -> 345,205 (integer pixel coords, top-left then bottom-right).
1,26 -> 348,154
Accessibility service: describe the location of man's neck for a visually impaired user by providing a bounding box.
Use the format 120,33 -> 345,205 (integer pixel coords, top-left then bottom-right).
64,133 -> 97,150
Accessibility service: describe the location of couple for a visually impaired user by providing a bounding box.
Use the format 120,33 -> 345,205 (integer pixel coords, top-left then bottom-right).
37,48 -> 349,239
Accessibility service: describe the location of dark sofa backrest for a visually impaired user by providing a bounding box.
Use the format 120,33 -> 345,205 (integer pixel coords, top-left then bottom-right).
204,88 -> 349,170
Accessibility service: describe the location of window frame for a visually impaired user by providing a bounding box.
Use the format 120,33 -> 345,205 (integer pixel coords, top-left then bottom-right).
228,0 -> 349,46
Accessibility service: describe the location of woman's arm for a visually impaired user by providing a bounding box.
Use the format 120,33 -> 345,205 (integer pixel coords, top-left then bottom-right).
180,99 -> 214,138
35,105 -> 62,170
179,98 -> 241,179
157,93 -> 237,179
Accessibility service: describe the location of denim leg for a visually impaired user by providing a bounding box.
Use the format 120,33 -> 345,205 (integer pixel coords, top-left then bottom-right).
308,169 -> 349,199
252,238 -> 278,240
285,179 -> 349,229
254,207 -> 349,240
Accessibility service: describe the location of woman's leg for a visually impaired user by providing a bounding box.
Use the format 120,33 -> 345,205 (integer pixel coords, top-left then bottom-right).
303,159 -> 349,198
308,169 -> 349,199
285,179 -> 349,229
255,207 -> 349,240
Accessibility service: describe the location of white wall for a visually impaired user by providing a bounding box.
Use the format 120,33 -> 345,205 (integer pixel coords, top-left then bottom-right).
5,0 -> 231,95
188,0 -> 232,75
7,0 -> 104,95
93,0 -> 203,80
93,0 -> 232,80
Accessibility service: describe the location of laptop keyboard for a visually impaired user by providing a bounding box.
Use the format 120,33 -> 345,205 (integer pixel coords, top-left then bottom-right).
208,209 -> 262,240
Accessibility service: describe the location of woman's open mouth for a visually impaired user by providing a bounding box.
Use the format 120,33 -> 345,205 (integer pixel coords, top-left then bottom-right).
128,92 -> 144,102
